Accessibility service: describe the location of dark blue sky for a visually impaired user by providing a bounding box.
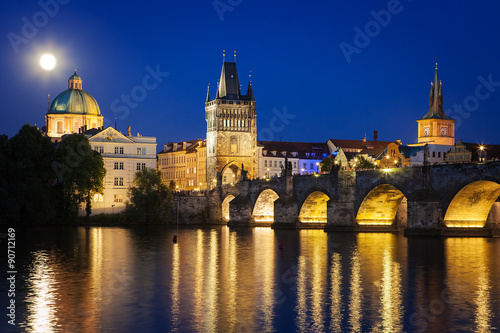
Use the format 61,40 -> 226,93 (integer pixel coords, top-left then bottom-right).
2,0 -> 500,149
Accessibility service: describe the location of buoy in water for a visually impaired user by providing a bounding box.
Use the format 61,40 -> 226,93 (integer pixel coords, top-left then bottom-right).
279,241 -> 285,250
172,234 -> 178,244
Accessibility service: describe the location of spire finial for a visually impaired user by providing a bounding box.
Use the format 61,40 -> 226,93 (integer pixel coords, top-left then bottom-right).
47,93 -> 50,111
234,50 -> 236,62
249,70 -> 252,83
114,115 -> 117,130
223,50 -> 225,63
435,57 -> 438,70
74,68 -> 77,75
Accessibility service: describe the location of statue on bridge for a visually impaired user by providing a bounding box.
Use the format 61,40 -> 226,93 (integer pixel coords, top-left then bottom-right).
424,144 -> 430,166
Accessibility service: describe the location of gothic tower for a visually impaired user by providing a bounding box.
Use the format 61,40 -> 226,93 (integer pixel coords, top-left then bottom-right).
205,60 -> 257,185
417,64 -> 455,145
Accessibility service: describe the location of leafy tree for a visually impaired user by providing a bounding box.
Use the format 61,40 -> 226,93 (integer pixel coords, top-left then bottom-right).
320,156 -> 333,173
169,180 -> 176,192
0,125 -> 56,224
54,133 -> 105,219
354,156 -> 375,170
126,168 -> 173,224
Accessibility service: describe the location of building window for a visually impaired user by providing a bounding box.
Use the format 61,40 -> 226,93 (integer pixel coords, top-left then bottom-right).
303,163 -> 306,168
310,163 -> 314,169
264,160 -> 267,167
137,148 -> 146,155
432,152 -> 436,158
115,146 -> 124,154
438,152 -> 441,158
56,121 -> 63,134
114,162 -> 124,170
279,161 -> 283,167
274,161 -> 277,167
114,177 -> 124,186
114,194 -> 123,202
93,194 -> 103,202
293,162 -> 297,168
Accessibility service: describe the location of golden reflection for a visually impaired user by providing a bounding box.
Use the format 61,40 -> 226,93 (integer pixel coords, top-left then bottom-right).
25,251 -> 58,332
253,227 -> 275,331
193,229 -> 205,330
171,242 -> 180,328
225,228 -> 238,331
295,230 -> 328,331
204,230 -> 219,331
348,247 -> 362,332
445,238 -> 493,332
379,247 -> 403,332
329,252 -> 342,332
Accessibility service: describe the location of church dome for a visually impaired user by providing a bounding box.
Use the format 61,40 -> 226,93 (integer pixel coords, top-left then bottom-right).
48,70 -> 101,116
49,89 -> 101,115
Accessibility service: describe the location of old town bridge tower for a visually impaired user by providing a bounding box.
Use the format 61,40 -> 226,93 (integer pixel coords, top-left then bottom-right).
205,60 -> 257,185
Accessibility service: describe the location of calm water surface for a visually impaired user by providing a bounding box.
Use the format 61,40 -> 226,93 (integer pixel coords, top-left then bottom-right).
2,226 -> 500,332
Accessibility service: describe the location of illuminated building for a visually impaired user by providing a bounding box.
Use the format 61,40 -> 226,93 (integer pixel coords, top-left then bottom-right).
205,59 -> 257,185
83,126 -> 157,214
44,70 -> 103,142
157,140 -> 207,191
408,64 -> 455,164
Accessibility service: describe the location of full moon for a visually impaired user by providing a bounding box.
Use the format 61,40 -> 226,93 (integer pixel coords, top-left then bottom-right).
40,54 -> 56,71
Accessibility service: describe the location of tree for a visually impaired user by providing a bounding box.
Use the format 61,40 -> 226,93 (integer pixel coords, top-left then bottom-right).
0,125 -> 56,224
54,133 -> 106,219
320,156 -> 332,173
126,168 -> 173,224
169,180 -> 176,192
354,156 -> 375,170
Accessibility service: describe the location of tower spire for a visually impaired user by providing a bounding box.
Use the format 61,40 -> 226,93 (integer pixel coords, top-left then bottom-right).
222,50 -> 225,63
420,62 -> 453,120
47,93 -> 50,111
206,83 -> 210,102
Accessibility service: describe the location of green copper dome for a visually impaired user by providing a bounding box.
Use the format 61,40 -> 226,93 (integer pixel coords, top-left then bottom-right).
49,89 -> 101,115
48,71 -> 101,116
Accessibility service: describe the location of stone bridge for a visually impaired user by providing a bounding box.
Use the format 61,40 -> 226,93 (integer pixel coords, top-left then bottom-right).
209,162 -> 500,236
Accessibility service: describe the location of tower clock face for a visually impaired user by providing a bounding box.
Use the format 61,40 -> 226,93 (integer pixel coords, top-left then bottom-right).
441,127 -> 448,135
424,127 -> 430,136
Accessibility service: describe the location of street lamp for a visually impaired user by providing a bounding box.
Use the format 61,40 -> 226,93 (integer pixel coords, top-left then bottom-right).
316,162 -> 320,173
479,145 -> 485,163
385,155 -> 390,168
267,168 -> 270,179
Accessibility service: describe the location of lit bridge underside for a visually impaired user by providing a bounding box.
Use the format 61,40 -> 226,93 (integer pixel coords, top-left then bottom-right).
356,184 -> 406,226
222,195 -> 235,221
444,180 -> 500,228
253,189 -> 279,222
299,191 -> 330,223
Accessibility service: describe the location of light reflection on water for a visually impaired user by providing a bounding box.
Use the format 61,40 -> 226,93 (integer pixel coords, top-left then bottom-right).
6,226 -> 500,332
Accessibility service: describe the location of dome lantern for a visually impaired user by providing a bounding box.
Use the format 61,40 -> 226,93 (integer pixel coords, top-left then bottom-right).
68,69 -> 82,90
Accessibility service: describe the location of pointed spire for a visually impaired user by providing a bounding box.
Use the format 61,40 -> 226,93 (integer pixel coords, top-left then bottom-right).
246,81 -> 255,100
206,84 -> 210,102
217,61 -> 240,100
420,62 -> 453,120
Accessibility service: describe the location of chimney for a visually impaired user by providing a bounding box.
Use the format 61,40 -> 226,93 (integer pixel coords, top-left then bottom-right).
397,139 -> 402,145
127,126 -> 131,136
173,143 -> 177,151
374,130 -> 378,142
182,141 -> 186,150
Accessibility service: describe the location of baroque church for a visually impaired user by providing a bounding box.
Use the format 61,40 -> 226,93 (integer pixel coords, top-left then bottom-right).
44,71 -> 157,214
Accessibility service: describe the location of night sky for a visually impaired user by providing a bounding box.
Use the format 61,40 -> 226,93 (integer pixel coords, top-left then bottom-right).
2,0 -> 500,150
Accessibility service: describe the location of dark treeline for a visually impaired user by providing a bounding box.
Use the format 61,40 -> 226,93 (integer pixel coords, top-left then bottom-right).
0,124 -> 105,225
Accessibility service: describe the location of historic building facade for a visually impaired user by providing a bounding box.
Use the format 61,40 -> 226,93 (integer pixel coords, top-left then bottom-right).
45,70 -> 103,142
85,126 -> 157,214
205,61 -> 257,185
157,140 -> 207,191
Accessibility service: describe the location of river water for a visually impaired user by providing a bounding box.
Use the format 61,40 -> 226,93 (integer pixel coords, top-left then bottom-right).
2,226 -> 500,332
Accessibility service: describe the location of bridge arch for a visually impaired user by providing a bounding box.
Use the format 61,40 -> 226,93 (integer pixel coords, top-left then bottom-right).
299,190 -> 330,223
356,184 -> 407,226
252,189 -> 279,223
444,180 -> 500,228
222,195 -> 235,221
